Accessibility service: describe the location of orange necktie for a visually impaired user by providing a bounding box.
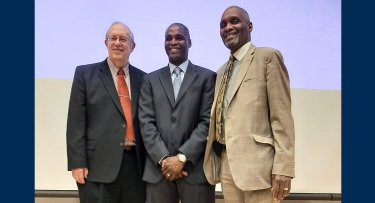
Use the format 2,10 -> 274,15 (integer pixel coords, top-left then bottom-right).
117,69 -> 135,145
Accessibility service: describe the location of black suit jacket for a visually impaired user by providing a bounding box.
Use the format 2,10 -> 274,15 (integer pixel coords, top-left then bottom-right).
138,61 -> 216,184
67,59 -> 146,183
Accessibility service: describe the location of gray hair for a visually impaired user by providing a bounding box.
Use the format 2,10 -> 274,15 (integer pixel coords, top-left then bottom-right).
105,21 -> 135,42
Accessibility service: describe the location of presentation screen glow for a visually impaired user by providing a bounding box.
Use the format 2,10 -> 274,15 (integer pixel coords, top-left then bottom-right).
35,0 -> 341,90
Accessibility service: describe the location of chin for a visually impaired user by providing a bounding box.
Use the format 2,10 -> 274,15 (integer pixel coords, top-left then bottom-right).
224,38 -> 238,49
111,55 -> 124,60
169,55 -> 181,61
225,42 -> 237,50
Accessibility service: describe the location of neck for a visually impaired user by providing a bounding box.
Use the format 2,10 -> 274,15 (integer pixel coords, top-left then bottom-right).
110,58 -> 128,69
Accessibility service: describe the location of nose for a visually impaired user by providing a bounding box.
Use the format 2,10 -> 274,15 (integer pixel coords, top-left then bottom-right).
169,38 -> 178,45
114,38 -> 121,45
224,23 -> 233,31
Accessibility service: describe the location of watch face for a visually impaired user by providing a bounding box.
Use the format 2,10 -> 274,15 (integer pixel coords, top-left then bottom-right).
178,154 -> 186,162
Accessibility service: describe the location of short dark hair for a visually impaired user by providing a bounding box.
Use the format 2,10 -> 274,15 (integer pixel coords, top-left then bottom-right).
166,23 -> 190,39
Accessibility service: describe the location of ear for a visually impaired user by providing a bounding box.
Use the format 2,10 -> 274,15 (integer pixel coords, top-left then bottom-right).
130,42 -> 136,52
188,39 -> 192,48
248,22 -> 253,32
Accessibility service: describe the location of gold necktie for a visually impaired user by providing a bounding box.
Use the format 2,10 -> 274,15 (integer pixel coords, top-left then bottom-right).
215,55 -> 235,141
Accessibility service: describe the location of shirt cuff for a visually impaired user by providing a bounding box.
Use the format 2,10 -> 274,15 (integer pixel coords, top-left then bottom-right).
158,155 -> 170,166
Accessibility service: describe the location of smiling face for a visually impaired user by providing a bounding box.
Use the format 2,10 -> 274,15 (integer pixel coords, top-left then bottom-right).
220,6 -> 252,53
105,23 -> 135,68
164,24 -> 191,66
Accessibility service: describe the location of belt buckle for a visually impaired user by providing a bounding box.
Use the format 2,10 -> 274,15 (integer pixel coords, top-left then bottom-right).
123,141 -> 136,151
124,145 -> 134,151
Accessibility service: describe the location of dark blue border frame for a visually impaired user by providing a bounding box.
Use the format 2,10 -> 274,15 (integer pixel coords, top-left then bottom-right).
1,1 -> 35,202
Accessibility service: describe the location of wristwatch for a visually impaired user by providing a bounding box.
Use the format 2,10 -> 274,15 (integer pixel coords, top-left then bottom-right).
177,153 -> 187,163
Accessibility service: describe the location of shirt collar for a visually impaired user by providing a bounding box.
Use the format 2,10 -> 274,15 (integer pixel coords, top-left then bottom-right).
169,59 -> 189,74
232,42 -> 252,61
107,58 -> 130,77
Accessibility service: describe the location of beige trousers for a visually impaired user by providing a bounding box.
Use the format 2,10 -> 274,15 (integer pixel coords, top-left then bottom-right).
220,149 -> 277,203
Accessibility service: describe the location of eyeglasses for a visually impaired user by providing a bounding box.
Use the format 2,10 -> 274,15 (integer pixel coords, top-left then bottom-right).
106,36 -> 131,44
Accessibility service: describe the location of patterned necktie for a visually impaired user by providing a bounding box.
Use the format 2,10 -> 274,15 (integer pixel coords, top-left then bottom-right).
215,55 -> 235,141
173,67 -> 182,99
117,69 -> 135,146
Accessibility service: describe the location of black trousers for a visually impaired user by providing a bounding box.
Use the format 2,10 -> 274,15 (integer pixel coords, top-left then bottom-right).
77,149 -> 146,203
146,178 -> 215,203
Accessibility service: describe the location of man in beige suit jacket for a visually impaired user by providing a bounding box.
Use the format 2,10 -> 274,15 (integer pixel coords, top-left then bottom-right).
203,6 -> 295,203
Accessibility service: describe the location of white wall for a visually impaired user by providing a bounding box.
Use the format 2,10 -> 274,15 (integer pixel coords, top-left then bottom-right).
35,79 -> 341,193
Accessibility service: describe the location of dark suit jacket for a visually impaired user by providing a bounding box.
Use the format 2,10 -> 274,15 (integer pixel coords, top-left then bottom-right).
138,61 -> 216,184
67,59 -> 146,183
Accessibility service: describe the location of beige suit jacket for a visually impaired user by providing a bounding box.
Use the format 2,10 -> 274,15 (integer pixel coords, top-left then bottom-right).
203,44 -> 295,191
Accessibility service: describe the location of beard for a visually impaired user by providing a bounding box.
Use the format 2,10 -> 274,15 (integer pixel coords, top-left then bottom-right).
224,35 -> 239,49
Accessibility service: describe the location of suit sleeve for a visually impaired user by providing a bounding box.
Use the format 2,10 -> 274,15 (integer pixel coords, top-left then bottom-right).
138,75 -> 170,165
179,71 -> 216,165
66,67 -> 87,170
266,49 -> 295,177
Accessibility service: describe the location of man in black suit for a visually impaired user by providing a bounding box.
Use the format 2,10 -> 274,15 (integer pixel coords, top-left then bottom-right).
66,21 -> 146,203
138,23 -> 216,203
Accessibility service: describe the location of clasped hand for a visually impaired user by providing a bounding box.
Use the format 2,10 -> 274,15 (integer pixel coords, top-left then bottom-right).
161,156 -> 187,181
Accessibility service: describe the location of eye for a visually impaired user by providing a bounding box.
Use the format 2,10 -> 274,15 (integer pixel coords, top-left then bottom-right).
230,18 -> 240,24
119,38 -> 127,43
175,35 -> 184,41
220,22 -> 227,29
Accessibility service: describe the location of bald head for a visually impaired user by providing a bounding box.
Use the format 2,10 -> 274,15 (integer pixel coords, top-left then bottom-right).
220,6 -> 253,53
223,6 -> 251,23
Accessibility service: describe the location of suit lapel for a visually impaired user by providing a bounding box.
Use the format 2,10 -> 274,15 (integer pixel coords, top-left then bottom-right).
175,62 -> 197,106
227,45 -> 255,106
158,66 -> 175,107
98,60 -> 124,119
210,64 -> 225,118
129,65 -> 141,119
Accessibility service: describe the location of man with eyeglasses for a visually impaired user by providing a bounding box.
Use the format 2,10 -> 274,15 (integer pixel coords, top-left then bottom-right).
67,21 -> 146,203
